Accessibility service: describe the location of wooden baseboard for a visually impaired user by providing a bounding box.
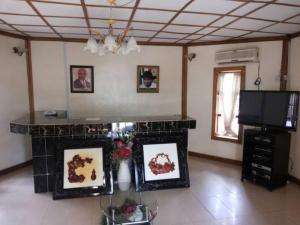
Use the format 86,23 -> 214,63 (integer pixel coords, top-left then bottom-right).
189,151 -> 300,186
288,175 -> 300,186
0,160 -> 32,176
188,151 -> 242,166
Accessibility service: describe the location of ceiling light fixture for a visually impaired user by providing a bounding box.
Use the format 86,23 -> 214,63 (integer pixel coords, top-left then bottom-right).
84,0 -> 140,56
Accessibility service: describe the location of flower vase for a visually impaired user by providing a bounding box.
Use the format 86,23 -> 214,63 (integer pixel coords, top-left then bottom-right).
117,160 -> 131,191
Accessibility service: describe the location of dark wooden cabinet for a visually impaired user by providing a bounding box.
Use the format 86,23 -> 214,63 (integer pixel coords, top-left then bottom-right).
241,129 -> 291,191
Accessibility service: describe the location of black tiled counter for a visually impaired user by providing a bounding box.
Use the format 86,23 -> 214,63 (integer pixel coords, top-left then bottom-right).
10,111 -> 196,193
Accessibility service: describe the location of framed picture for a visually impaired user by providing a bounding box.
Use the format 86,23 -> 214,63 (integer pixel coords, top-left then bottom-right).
133,135 -> 189,191
53,138 -> 113,200
137,65 -> 159,93
70,65 -> 94,93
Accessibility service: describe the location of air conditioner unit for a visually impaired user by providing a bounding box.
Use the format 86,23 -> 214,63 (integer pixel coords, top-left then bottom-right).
215,48 -> 259,64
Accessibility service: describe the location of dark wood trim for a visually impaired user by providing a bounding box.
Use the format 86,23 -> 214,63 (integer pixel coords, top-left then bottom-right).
25,39 -> 35,115
187,36 -> 287,46
80,0 -> 91,34
188,151 -> 242,166
280,39 -> 289,91
289,175 -> 300,186
182,46 -> 188,118
189,151 -> 300,186
211,66 -> 245,144
0,160 -> 32,176
0,30 -> 26,40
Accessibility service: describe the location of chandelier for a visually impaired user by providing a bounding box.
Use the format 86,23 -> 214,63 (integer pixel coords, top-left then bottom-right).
84,0 -> 141,56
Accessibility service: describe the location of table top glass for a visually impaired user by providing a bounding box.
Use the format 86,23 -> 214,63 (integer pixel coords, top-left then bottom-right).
100,185 -> 158,225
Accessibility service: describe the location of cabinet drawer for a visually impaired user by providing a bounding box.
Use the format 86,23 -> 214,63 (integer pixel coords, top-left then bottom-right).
252,154 -> 272,166
253,147 -> 273,157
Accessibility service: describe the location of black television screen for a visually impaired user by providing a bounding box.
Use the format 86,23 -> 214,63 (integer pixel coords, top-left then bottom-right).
238,91 -> 299,131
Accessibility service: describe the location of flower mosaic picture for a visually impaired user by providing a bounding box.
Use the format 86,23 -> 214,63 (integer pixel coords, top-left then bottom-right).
143,143 -> 180,182
63,148 -> 104,189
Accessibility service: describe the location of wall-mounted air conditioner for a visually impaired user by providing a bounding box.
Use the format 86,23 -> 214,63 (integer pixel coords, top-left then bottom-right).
215,48 -> 259,64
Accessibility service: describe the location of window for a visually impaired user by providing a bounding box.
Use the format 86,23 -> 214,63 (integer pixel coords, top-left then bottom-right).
211,66 -> 245,143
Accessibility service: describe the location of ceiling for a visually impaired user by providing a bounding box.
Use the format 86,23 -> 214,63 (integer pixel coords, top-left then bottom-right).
1,0 -> 300,44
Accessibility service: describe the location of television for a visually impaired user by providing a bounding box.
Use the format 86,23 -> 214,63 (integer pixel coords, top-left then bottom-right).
238,90 -> 299,131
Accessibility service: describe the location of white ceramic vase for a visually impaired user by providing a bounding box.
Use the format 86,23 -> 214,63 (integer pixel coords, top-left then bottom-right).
117,160 -> 131,191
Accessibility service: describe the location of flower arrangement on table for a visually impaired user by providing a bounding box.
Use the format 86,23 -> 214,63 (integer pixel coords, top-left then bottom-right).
112,132 -> 133,162
112,132 -> 134,191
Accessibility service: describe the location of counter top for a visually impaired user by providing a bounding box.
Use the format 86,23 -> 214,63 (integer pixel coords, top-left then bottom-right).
11,111 -> 195,125
10,111 -> 196,136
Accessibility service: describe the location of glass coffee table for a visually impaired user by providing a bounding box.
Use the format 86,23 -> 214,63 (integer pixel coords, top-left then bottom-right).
100,184 -> 158,225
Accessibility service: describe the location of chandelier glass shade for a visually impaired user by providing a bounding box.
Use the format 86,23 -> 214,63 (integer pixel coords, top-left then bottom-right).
83,0 -> 140,56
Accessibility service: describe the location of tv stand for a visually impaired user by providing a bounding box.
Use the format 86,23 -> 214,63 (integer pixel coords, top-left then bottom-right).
241,128 -> 291,191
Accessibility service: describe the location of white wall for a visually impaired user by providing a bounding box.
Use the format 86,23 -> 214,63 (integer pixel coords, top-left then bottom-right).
187,41 -> 283,161
31,41 -> 182,117
288,37 -> 300,179
0,35 -> 31,170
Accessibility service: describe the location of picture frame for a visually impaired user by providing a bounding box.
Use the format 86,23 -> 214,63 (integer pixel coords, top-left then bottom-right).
53,138 -> 113,200
137,65 -> 159,93
133,135 -> 189,191
70,65 -> 94,93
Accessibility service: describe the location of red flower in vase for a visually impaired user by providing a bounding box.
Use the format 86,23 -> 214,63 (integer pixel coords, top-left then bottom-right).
112,138 -> 132,160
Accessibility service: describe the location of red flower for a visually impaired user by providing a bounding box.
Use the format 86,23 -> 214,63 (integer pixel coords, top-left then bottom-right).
118,147 -> 132,159
114,139 -> 124,148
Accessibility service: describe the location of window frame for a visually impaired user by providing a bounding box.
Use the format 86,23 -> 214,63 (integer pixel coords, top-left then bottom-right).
211,66 -> 245,144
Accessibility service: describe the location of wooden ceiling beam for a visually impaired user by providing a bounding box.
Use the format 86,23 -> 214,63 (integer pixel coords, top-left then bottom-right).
0,18 -> 28,36
80,0 -> 91,34
148,0 -> 195,42
176,2 -> 249,43
190,0 -> 277,43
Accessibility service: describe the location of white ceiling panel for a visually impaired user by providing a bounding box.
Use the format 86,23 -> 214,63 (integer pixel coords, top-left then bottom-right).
0,15 -> 46,25
198,27 -> 218,34
276,0 -> 300,5
156,32 -> 187,39
139,0 -> 189,10
262,23 -> 300,34
14,25 -> 52,33
55,27 -> 89,34
90,19 -> 127,28
151,38 -> 177,42
211,16 -> 236,27
177,39 -> 192,43
0,29 -> 24,35
26,32 -> 60,37
173,13 -> 219,26
243,32 -> 283,38
135,37 -> 149,42
164,25 -> 200,33
87,7 -> 132,20
32,2 -> 84,17
231,3 -> 264,16
248,5 -> 300,21
131,22 -> 164,31
188,34 -> 203,40
46,18 -> 87,27
227,18 -> 274,31
198,35 -> 229,41
287,15 -> 300,23
134,10 -> 175,23
0,0 -> 37,15
85,0 -> 136,7
61,33 -> 90,38
212,28 -> 249,37
185,0 -> 243,14
132,30 -> 157,37
36,0 -> 81,3
0,23 -> 14,30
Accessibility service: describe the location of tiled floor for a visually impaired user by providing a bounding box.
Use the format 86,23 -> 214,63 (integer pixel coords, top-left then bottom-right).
1,156 -> 300,225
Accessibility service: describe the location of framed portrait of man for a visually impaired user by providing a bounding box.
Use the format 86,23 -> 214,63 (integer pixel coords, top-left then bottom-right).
137,65 -> 159,93
70,65 -> 94,93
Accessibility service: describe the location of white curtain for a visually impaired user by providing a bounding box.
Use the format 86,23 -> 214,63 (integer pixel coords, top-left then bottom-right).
218,72 -> 240,136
